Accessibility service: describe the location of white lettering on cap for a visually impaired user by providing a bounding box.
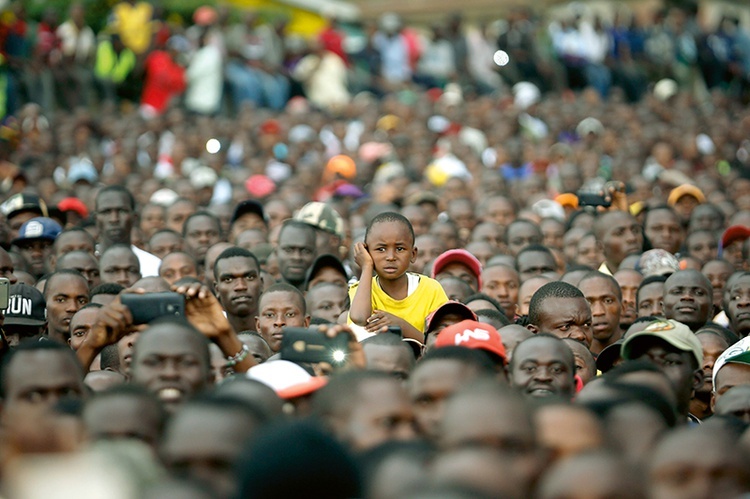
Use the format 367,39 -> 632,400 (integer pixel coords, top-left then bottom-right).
24,221 -> 44,238
454,327 -> 490,345
8,296 -> 32,316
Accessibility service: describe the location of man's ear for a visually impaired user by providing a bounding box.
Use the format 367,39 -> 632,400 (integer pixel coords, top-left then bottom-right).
411,247 -> 418,264
692,368 -> 704,393
255,316 -> 261,332
527,323 -> 539,334
304,315 -> 311,328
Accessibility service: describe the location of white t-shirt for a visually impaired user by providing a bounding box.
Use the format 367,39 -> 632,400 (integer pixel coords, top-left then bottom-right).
132,245 -> 161,277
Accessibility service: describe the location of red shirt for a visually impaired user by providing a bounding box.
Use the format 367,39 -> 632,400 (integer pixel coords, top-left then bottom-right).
140,50 -> 186,113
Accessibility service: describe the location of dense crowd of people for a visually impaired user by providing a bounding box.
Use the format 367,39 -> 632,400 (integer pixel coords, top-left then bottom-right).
1,1 -> 750,498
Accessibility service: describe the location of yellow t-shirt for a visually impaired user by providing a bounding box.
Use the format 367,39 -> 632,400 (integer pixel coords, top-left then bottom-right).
348,273 -> 449,332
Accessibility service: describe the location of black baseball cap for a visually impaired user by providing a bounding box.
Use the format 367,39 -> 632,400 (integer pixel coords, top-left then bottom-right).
305,254 -> 348,290
0,193 -> 48,220
231,200 -> 267,226
4,283 -> 46,327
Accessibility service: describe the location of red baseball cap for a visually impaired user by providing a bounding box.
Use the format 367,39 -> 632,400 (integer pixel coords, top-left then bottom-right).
431,249 -> 483,288
720,225 -> 750,251
435,319 -> 507,365
57,197 -> 89,218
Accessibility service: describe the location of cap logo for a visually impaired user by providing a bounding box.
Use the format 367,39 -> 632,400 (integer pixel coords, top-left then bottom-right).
644,320 -> 674,332
7,295 -> 32,316
454,327 -> 490,345
24,220 -> 44,238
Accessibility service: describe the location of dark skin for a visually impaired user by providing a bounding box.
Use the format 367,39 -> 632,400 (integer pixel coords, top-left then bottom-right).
76,283 -> 256,376
350,221 -> 423,342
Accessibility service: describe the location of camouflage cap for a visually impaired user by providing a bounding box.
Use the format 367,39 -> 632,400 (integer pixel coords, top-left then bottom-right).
294,202 -> 344,238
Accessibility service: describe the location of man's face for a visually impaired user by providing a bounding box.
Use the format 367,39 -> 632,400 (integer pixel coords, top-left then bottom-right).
140,205 -> 165,238
436,262 -> 479,291
276,225 -> 316,286
516,251 -> 556,282
601,213 -> 642,268
3,349 -> 85,414
166,202 -> 196,233
230,213 -> 267,241
628,338 -> 701,414
578,277 -> 622,345
714,363 -> 750,401
57,251 -> 101,289
484,197 -> 515,228
215,256 -> 262,318
645,209 -> 684,255
84,394 -> 163,449
364,344 -> 413,381
240,335 -> 272,364
686,232 -> 718,264
255,291 -> 308,352
68,307 -> 100,351
0,247 -> 17,284
689,205 -> 723,232
649,431 -> 749,499
510,337 -> 576,399
702,260 -> 734,311
638,282 -> 665,318
662,271 -> 712,330
162,407 -> 257,498
54,231 -> 95,258
100,248 -> 141,287
306,284 -> 348,324
614,269 -> 642,328
726,276 -> 750,336
307,267 -> 346,291
506,223 -> 542,256
409,360 -> 480,439
159,253 -> 198,285
184,216 -> 221,263
8,211 -> 38,239
17,239 -> 54,277
517,277 -> 550,317
481,265 -> 519,319
541,220 -> 565,251
96,192 -> 134,245
46,274 -> 89,340
532,297 -> 593,347
264,201 -> 292,230
131,325 -> 213,412
149,232 -> 183,260
412,235 -> 445,274
340,379 -> 416,451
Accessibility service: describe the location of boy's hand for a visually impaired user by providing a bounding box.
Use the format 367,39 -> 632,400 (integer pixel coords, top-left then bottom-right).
365,310 -> 395,333
353,242 -> 374,271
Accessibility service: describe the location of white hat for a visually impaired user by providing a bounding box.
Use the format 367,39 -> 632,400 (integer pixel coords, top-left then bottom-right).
247,360 -> 327,399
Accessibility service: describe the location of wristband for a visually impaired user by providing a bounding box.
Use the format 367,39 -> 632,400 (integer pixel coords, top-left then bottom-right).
226,344 -> 250,367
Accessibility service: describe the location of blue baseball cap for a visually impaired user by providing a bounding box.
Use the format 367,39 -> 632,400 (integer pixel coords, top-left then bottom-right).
12,217 -> 62,245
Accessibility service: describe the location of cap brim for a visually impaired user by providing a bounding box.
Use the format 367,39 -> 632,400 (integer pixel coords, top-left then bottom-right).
595,341 -> 623,372
621,331 -> 694,363
277,377 -> 328,399
426,303 -> 477,332
4,317 -> 46,327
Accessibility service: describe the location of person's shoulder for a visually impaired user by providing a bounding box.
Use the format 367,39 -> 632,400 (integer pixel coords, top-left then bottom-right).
414,273 -> 443,290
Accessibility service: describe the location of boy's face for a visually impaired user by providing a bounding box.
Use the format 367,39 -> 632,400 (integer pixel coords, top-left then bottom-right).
365,221 -> 416,281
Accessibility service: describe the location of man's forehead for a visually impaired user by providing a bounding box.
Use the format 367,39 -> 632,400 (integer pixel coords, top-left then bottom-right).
97,192 -> 130,210
137,326 -> 206,354
580,277 -> 619,296
6,350 -> 82,386
514,337 -> 570,362
260,291 -> 301,309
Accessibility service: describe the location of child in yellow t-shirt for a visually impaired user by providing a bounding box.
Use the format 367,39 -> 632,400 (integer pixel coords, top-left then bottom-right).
349,212 -> 448,342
